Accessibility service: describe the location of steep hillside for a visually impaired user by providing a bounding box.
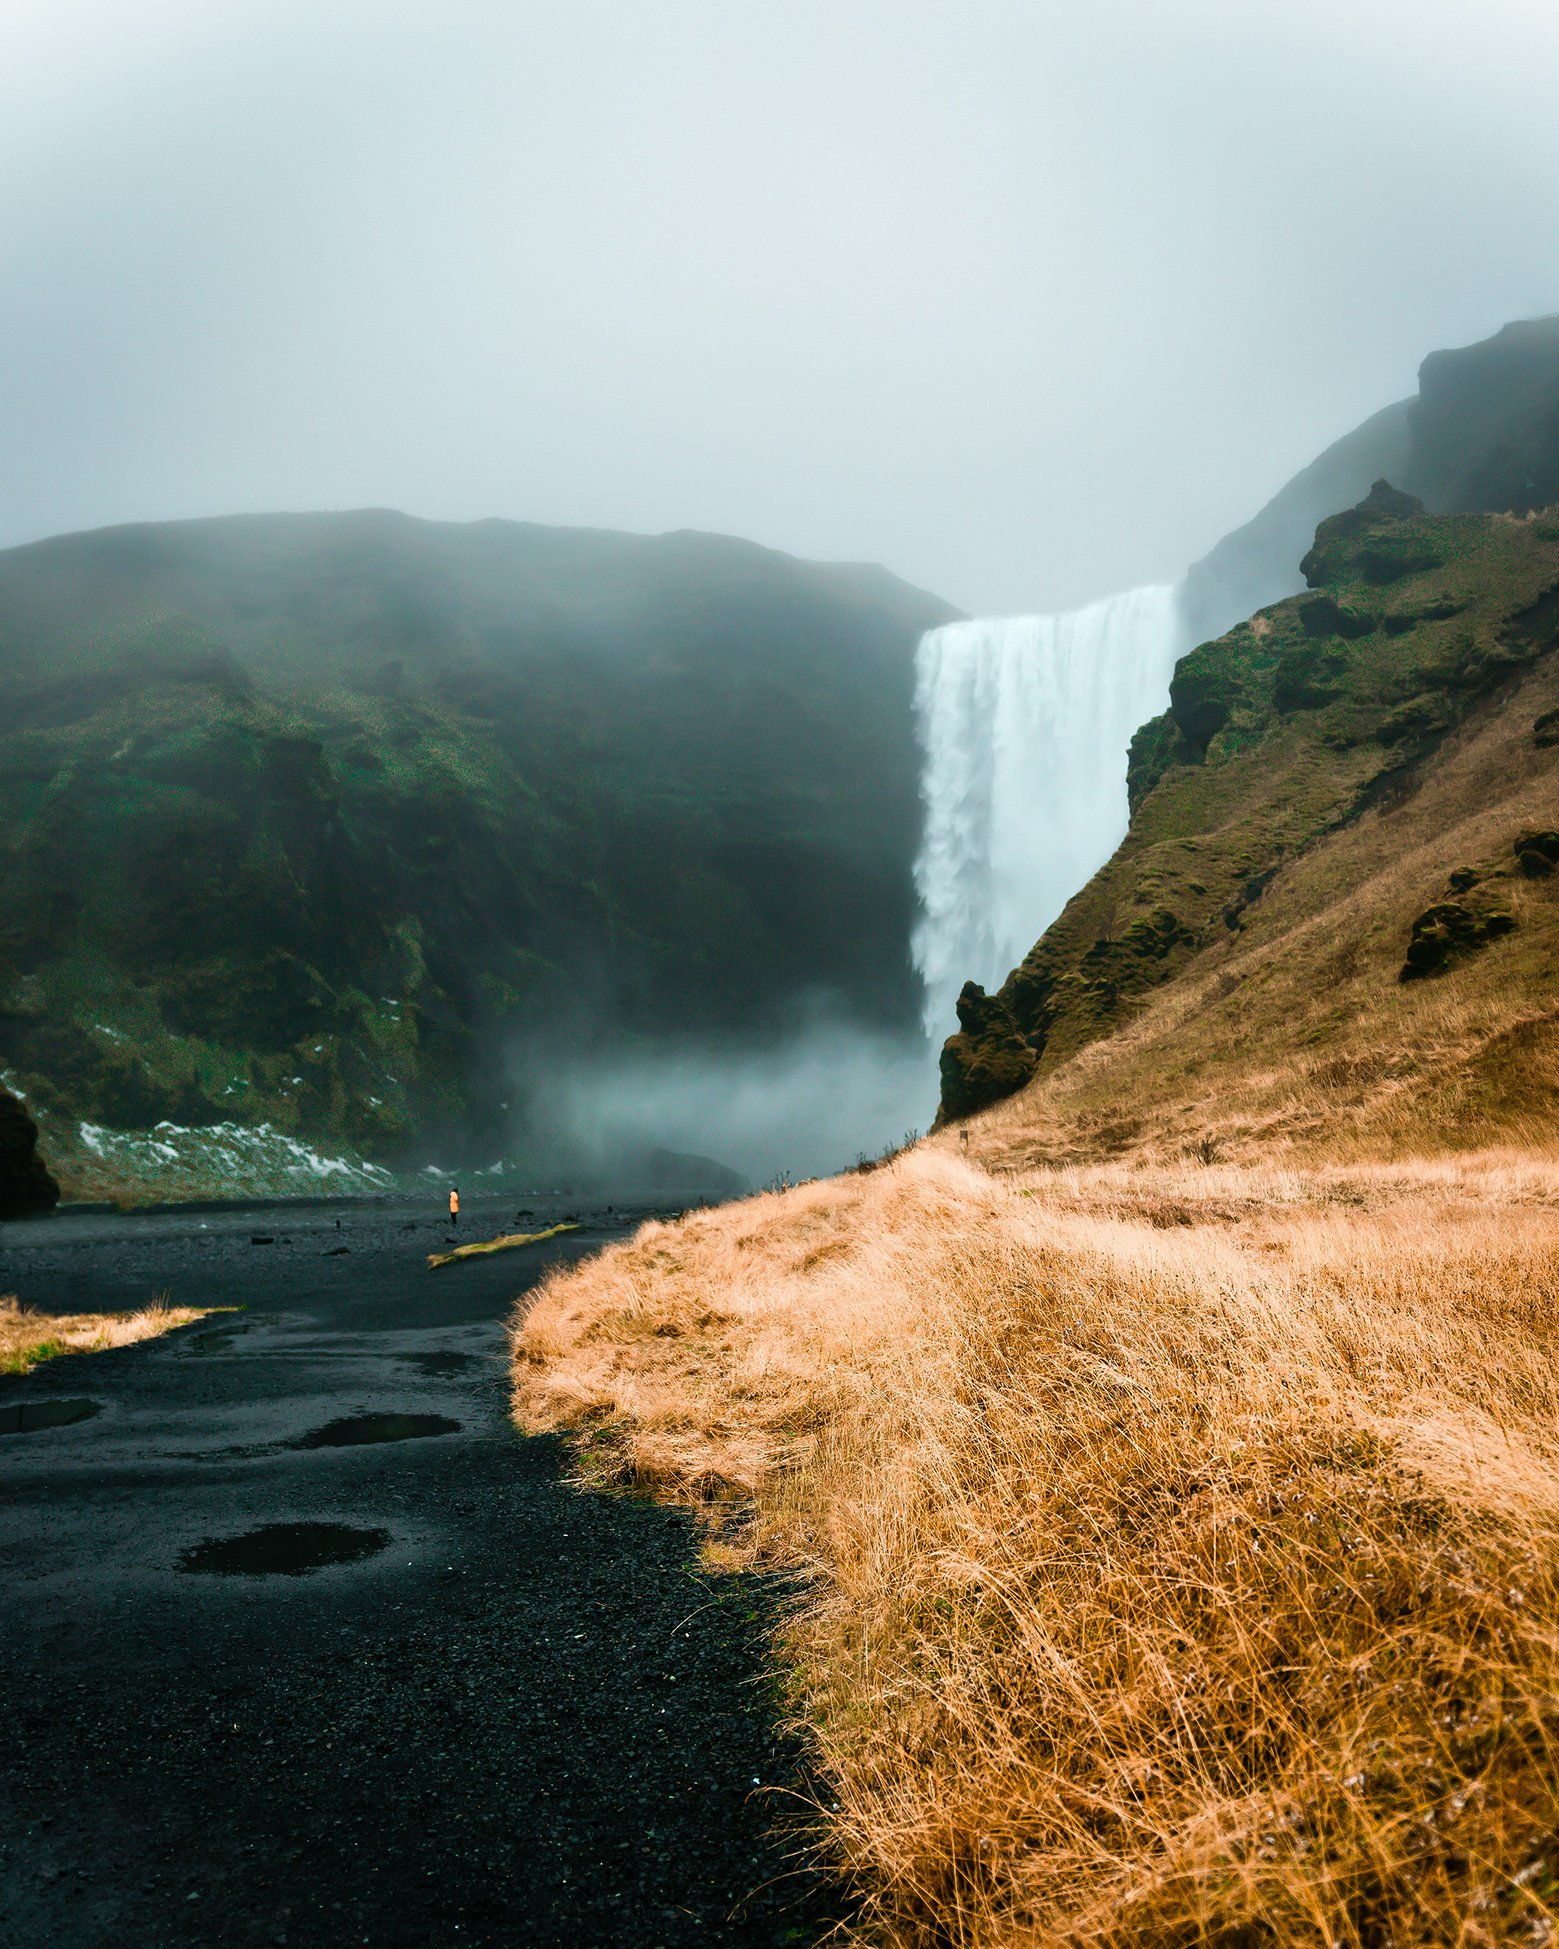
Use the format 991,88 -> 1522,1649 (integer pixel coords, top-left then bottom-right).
0,512 -> 955,1186
1413,315 -> 1559,513
939,483 -> 1559,1144
505,344 -> 1559,1949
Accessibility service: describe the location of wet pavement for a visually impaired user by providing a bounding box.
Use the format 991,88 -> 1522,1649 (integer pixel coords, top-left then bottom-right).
0,1193 -> 834,1947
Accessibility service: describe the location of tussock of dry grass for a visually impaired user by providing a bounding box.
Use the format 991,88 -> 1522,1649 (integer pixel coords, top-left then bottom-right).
514,1149 -> 1559,1946
0,1293 -> 209,1373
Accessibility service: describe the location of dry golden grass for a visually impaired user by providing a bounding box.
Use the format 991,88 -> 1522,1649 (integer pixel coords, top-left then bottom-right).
0,1292 -> 210,1373
514,1149 -> 1559,1946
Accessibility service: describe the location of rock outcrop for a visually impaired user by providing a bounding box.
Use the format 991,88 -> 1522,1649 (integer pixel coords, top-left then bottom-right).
1399,902 -> 1517,981
0,1087 -> 60,1218
1182,316 -> 1559,645
937,983 -> 1038,1125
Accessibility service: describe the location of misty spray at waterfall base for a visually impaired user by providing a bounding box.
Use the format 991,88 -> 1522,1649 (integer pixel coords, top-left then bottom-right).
507,585 -> 1190,1191
912,586 -> 1189,1038
508,1021 -> 937,1191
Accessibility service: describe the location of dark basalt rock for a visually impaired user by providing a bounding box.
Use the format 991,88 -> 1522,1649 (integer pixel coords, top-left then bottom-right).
1400,902 -> 1517,981
1167,658 -> 1236,755
1515,831 -> 1559,877
1301,480 -> 1428,589
1126,711 -> 1193,812
1298,594 -> 1376,639
0,1087 -> 59,1219
936,982 -> 1037,1124
1533,708 -> 1559,748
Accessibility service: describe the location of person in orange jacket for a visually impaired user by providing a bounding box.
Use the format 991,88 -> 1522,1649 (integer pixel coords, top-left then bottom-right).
448,1185 -> 459,1228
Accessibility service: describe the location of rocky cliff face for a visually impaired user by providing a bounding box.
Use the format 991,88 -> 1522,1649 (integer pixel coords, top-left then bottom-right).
1181,317 -> 1559,646
938,318 -> 1559,1129
1411,316 -> 1559,514
0,1086 -> 59,1218
938,484 -> 1559,1124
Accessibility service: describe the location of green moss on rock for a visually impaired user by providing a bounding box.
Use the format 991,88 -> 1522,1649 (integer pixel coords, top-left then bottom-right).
937,983 -> 1038,1123
1399,903 -> 1517,981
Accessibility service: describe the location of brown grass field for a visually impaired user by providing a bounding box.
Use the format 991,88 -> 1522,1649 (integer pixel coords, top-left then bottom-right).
0,1293 -> 210,1373
514,1148 -> 1559,1946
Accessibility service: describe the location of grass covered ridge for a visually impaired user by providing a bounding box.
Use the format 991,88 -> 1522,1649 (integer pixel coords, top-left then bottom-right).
513,1150 -> 1559,1947
0,1292 -> 211,1372
939,493 -> 1559,1125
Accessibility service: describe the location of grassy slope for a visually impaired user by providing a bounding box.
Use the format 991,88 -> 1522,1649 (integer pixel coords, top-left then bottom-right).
966,517 -> 1559,1170
512,497 -> 1559,1945
0,512 -> 955,1191
939,492 -> 1559,1135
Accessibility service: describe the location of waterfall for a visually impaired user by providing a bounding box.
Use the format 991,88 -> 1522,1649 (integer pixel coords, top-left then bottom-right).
912,584 -> 1188,1038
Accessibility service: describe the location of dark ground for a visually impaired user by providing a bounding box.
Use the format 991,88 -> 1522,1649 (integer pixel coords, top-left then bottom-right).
0,1192 -> 841,1948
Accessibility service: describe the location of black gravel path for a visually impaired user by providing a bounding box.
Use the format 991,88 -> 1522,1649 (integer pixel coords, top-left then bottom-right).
0,1194 -> 838,1947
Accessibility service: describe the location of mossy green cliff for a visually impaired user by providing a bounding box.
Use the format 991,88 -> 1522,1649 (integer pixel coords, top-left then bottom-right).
939,484 -> 1559,1122
1182,316 -> 1559,645
0,512 -> 956,1188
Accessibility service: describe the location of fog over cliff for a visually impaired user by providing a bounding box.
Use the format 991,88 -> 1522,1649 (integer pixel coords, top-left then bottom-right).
9,3 -> 1559,1195
5,0 -> 1559,614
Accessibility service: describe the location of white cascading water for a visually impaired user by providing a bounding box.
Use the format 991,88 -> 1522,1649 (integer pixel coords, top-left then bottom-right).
912,584 -> 1188,1038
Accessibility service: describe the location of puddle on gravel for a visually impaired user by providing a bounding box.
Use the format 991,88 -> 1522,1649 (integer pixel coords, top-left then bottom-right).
292,1412 -> 461,1448
397,1351 -> 480,1377
180,1321 -> 251,1357
0,1398 -> 102,1435
178,1521 -> 391,1577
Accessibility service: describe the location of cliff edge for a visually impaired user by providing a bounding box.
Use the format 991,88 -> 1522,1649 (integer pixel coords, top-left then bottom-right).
939,482 -> 1559,1144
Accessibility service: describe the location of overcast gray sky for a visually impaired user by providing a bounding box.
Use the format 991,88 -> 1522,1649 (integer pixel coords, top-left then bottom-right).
4,0 -> 1558,614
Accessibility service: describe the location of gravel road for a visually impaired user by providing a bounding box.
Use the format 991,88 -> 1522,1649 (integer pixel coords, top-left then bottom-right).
0,1193 -> 837,1947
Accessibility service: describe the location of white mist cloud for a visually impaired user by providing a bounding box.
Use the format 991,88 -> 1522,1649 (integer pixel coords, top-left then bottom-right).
538,1026 -> 938,1188
4,2 -> 1559,611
